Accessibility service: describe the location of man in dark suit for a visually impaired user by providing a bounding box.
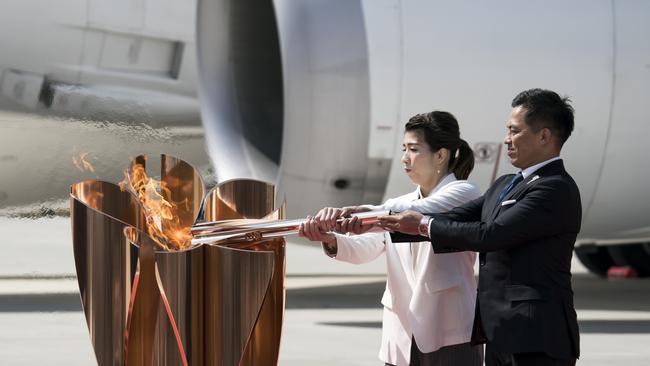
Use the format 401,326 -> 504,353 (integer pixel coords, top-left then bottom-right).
379,88 -> 581,366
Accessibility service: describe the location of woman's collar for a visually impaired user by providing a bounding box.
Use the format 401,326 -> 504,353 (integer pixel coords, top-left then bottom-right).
417,173 -> 457,198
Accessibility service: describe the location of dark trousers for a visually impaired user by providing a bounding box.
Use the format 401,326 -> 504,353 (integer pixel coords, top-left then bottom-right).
485,344 -> 576,366
385,337 -> 483,366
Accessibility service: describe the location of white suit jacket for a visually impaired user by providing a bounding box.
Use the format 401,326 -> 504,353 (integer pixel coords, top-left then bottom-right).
327,174 -> 481,366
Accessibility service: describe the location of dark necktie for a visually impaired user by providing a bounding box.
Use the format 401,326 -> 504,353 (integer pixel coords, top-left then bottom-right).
496,172 -> 523,205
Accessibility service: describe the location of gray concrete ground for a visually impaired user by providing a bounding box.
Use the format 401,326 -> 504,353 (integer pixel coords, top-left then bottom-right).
1,218 -> 649,365
1,275 -> 650,365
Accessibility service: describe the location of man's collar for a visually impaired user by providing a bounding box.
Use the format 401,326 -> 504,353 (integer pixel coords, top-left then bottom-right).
520,156 -> 561,179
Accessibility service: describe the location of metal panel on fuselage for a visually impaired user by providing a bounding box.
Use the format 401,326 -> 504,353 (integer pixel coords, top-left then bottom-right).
581,0 -> 650,240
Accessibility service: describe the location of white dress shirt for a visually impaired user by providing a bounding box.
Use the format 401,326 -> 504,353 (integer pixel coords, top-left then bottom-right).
520,156 -> 561,179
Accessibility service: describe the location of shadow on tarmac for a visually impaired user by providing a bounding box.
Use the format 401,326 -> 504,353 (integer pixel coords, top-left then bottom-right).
287,274 -> 650,310
2,274 -> 649,315
0,293 -> 81,312
318,320 -> 650,334
309,274 -> 650,334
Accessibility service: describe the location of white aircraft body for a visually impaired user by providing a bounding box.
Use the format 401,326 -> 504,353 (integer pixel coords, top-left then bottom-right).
0,0 -> 648,276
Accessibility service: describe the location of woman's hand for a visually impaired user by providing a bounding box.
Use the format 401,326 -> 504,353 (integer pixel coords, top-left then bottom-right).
337,215 -> 375,235
305,205 -> 378,236
298,216 -> 336,246
340,205 -> 371,216
312,206 -> 360,231
313,207 -> 345,232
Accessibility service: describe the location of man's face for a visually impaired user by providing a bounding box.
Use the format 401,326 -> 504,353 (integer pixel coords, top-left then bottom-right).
504,106 -> 545,169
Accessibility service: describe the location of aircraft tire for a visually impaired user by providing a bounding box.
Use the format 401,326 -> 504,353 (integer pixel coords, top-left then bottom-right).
574,244 -> 614,277
607,243 -> 650,277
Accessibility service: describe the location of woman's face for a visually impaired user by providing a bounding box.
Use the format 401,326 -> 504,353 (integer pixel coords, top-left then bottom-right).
401,130 -> 437,186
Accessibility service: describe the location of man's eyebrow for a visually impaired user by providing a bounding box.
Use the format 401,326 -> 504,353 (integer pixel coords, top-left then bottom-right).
403,142 -> 420,146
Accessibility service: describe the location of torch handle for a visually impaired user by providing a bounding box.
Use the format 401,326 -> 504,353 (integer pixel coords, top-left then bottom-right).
190,210 -> 389,245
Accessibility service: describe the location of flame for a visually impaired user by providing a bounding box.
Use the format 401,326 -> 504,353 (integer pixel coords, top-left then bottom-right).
120,163 -> 192,251
73,152 -> 96,173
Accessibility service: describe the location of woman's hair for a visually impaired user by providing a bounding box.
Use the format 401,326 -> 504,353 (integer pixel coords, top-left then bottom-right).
404,111 -> 475,180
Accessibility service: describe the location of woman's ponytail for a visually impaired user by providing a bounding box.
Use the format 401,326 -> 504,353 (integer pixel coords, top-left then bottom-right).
449,139 -> 475,180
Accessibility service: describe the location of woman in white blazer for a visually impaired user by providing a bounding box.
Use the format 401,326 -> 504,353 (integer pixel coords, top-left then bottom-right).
300,111 -> 484,366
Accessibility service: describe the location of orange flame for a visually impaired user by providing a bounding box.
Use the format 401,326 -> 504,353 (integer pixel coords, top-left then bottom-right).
120,163 -> 192,251
73,152 -> 96,173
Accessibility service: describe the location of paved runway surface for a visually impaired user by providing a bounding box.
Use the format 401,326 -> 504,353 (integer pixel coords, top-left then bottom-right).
1,272 -> 650,365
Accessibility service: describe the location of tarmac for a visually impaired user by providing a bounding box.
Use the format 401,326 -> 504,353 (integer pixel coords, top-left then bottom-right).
1,217 -> 650,365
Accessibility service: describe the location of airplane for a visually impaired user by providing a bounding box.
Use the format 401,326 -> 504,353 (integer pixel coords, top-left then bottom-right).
0,0 -> 648,277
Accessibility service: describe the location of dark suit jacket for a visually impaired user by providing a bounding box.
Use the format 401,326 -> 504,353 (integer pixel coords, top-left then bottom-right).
393,160 -> 581,360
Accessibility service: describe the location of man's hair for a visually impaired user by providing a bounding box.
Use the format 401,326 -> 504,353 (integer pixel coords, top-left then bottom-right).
511,88 -> 575,145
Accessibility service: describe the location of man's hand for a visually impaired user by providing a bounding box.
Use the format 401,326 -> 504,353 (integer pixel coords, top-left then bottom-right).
377,210 -> 423,235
